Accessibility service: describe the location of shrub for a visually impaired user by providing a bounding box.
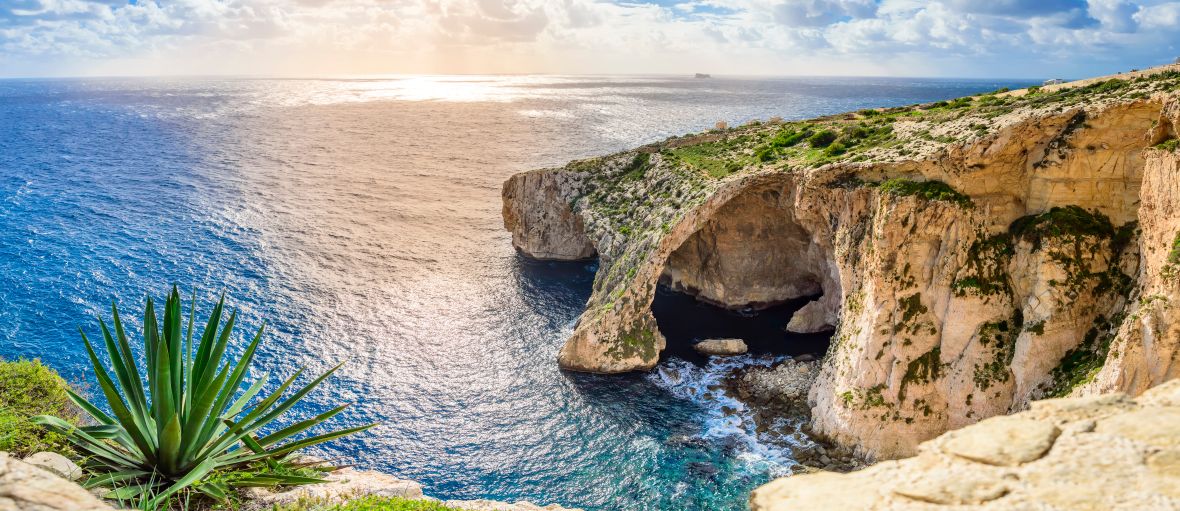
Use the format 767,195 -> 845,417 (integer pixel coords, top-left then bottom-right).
1155,138 -> 1179,152
807,129 -> 838,148
877,178 -> 973,208
0,359 -> 84,456
34,287 -> 373,508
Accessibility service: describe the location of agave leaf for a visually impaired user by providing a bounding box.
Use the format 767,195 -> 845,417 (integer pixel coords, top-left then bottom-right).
228,474 -> 328,487
153,330 -> 176,442
110,304 -> 149,411
78,331 -> 155,462
178,362 -> 230,466
191,294 -> 225,391
163,288 -> 184,410
157,413 -> 183,475
256,403 -> 350,448
232,423 -> 377,464
196,326 -> 265,445
146,457 -> 217,509
195,480 -> 228,501
83,470 -> 153,489
199,369 -> 304,460
104,484 -> 150,500
80,425 -> 124,439
32,415 -> 142,468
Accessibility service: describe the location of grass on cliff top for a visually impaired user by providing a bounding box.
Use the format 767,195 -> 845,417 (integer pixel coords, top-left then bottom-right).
0,359 -> 83,457
273,496 -> 462,511
654,68 -> 1180,177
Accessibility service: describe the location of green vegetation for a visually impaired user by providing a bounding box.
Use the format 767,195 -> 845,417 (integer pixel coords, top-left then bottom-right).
892,293 -> 929,336
1155,138 -> 1179,152
1043,314 -> 1124,398
899,347 -> 943,402
806,129 -> 838,148
1170,232 -> 1180,265
1009,206 -> 1116,245
952,233 -> 1014,298
972,312 -> 1022,391
275,496 -> 462,511
34,287 -> 373,509
876,179 -> 973,208
0,359 -> 83,457
667,140 -> 748,178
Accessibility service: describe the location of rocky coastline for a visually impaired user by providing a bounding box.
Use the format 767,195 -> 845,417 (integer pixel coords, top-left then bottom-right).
502,64 -> 1180,463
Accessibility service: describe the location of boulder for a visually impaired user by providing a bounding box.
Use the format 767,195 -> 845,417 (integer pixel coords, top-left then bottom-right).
693,338 -> 747,356
0,452 -> 113,511
22,452 -> 81,482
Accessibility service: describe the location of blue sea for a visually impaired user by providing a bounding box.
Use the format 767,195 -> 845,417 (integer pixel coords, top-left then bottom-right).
0,75 -> 1034,511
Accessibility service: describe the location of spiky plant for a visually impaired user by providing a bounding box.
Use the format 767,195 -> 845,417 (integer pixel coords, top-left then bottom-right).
34,287 -> 373,508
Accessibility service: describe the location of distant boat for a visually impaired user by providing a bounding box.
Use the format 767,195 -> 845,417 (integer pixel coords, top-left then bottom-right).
694,73 -> 711,79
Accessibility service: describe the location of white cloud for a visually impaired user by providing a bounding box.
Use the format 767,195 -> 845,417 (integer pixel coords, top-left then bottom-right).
1,0 -> 1178,77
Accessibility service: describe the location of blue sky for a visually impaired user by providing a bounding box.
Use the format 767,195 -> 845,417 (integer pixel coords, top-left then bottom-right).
2,0 -> 1179,78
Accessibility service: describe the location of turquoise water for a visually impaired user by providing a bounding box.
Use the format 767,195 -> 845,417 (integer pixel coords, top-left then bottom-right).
0,75 -> 1034,510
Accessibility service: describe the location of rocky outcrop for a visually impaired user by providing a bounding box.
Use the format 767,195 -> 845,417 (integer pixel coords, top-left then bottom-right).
503,66 -> 1180,459
749,379 -> 1180,510
502,169 -> 595,260
0,452 -> 112,511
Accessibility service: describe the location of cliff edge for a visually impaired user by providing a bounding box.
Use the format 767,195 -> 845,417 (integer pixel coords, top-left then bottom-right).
502,65 -> 1180,458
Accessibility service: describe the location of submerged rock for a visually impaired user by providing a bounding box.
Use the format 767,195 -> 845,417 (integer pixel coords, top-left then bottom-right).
693,338 -> 748,356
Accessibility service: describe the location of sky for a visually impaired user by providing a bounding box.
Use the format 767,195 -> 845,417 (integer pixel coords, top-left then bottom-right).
2,0 -> 1180,78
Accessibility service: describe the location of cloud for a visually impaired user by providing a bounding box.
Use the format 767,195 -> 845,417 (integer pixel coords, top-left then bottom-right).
1,0 -> 1179,77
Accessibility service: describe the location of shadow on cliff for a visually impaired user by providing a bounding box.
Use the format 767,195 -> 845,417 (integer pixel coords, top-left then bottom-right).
509,253 -> 597,328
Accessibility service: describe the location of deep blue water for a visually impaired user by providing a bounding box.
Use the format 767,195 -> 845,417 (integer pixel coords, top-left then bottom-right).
0,75 -> 1035,511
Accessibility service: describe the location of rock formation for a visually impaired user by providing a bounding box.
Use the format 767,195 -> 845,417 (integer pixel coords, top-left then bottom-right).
502,65 -> 1180,459
693,338 -> 748,356
749,378 -> 1180,510
0,452 -> 112,511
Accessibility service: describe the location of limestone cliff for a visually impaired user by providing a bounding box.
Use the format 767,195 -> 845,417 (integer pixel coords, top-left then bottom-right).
750,379 -> 1180,510
502,65 -> 1180,458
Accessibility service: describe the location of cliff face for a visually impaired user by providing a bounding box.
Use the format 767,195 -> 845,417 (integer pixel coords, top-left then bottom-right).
502,66 -> 1180,458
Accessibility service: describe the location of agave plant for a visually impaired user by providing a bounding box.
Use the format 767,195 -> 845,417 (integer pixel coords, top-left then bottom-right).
34,287 -> 373,507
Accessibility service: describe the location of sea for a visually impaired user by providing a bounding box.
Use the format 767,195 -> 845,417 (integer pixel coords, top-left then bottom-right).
0,75 -> 1035,511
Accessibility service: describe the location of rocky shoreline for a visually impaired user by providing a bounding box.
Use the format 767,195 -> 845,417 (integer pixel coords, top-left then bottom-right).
723,356 -> 866,473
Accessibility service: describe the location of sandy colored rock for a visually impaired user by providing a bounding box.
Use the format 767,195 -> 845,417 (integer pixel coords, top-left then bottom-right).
750,387 -> 1180,510
21,452 -> 81,482
0,452 -> 112,511
938,416 -> 1060,466
693,338 -> 748,356
242,466 -> 423,510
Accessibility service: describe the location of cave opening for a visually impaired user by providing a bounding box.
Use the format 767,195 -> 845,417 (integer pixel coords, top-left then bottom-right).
651,185 -> 836,364
651,285 -> 831,364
